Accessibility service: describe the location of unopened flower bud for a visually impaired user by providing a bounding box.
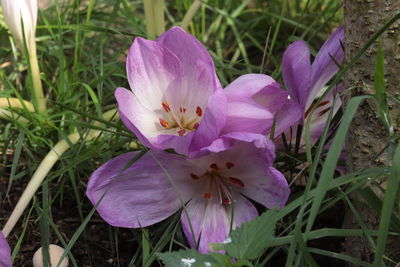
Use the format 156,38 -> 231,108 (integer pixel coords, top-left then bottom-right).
32,244 -> 69,267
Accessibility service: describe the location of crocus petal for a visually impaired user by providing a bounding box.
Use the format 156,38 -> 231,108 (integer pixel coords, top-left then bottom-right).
1,0 -> 37,49
189,89 -> 227,155
307,92 -> 342,145
86,151 -> 201,228
273,100 -> 303,137
181,195 -> 230,254
158,26 -> 221,93
282,40 -> 312,108
228,193 -> 259,228
307,26 -> 344,108
0,232 -> 11,267
201,132 -> 276,162
237,166 -> 290,209
126,37 -> 184,111
223,74 -> 276,134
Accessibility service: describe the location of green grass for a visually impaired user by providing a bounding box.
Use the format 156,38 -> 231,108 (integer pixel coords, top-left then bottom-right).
0,0 -> 399,266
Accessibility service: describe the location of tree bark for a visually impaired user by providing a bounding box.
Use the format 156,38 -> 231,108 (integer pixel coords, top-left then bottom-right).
343,0 -> 400,264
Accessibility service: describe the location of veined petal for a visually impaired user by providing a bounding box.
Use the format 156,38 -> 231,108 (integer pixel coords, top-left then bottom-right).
223,101 -> 273,134
181,195 -> 230,254
307,26 -> 344,108
86,151 -> 200,228
126,37 -> 184,111
235,166 -> 290,209
158,26 -> 221,91
189,89 -> 227,155
223,74 -> 277,134
228,193 -> 259,229
1,0 -> 38,49
273,100 -> 303,137
0,232 -> 11,267
115,87 -> 161,148
282,40 -> 312,108
192,132 -> 276,164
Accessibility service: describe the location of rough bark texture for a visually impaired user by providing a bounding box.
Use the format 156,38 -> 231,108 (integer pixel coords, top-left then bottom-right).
343,0 -> 400,265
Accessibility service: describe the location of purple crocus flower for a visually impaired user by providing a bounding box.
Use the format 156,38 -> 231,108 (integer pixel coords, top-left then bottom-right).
0,232 -> 11,267
86,134 -> 289,253
115,26 -> 226,155
280,27 -> 344,147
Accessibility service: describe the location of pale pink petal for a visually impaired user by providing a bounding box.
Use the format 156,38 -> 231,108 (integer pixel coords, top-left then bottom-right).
126,37 -> 184,111
0,232 -> 11,267
282,40 -> 312,108
181,195 -> 230,254
307,26 -> 344,108
86,151 -> 201,228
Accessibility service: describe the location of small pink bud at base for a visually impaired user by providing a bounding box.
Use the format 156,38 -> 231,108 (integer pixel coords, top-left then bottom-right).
32,244 -> 69,267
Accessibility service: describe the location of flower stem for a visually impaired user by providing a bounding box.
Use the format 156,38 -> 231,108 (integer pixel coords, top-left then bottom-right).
29,44 -> 46,113
0,97 -> 35,123
2,109 -> 118,237
143,0 -> 165,39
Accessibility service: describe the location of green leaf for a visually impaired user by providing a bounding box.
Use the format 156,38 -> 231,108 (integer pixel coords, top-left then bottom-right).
373,141 -> 400,266
211,209 -> 279,260
374,40 -> 393,136
157,250 -> 222,267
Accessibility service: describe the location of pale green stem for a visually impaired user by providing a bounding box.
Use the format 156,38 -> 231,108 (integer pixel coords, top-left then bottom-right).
143,0 -> 165,39
0,97 -> 35,123
29,43 -> 46,113
181,0 -> 202,30
2,109 -> 118,237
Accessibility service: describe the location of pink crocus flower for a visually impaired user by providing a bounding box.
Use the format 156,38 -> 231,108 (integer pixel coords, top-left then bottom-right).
279,27 -> 344,148
115,26 -> 227,155
0,232 -> 11,267
86,134 -> 289,253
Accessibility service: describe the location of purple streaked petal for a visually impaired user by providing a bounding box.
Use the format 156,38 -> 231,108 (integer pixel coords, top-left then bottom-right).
273,100 -> 303,137
126,37 -> 183,111
307,27 -> 344,108
86,151 -> 200,228
115,87 -> 161,149
158,26 -> 221,91
235,166 -> 290,209
181,196 -> 230,254
282,40 -> 312,108
223,74 -> 276,134
189,89 -> 227,155
0,232 -> 11,267
229,194 -> 259,229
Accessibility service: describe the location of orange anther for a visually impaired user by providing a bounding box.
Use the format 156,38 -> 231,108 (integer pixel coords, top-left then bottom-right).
193,123 -> 199,130
196,106 -> 203,117
204,192 -> 212,199
159,118 -> 169,128
162,102 -> 171,112
223,198 -> 232,205
180,106 -> 187,113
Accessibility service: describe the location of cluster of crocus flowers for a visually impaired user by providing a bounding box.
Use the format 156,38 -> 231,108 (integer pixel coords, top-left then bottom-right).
279,27 -> 344,149
87,26 -> 343,253
0,232 -> 11,267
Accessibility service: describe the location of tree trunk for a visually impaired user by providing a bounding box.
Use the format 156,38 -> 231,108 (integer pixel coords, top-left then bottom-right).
343,0 -> 400,264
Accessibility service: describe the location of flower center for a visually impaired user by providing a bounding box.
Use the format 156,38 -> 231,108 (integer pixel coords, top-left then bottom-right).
190,162 -> 245,205
158,101 -> 203,136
